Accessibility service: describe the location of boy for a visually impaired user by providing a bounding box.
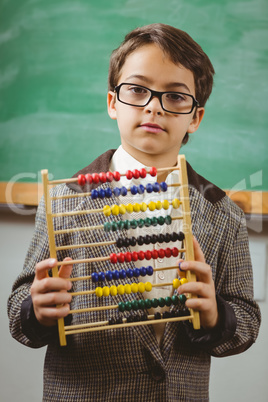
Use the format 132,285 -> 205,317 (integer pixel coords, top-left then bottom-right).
8,24 -> 260,401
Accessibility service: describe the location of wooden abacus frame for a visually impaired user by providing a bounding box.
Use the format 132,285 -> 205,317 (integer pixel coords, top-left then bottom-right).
42,154 -> 200,346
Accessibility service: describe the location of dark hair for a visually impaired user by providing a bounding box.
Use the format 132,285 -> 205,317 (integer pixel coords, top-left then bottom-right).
108,23 -> 215,144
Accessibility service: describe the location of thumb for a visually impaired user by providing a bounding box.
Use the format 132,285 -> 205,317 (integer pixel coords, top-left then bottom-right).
58,257 -> 73,279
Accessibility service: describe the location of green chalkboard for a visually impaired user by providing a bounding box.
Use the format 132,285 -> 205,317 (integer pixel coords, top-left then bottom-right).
0,0 -> 267,191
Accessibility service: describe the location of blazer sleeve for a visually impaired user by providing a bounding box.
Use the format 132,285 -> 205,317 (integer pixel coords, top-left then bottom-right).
7,196 -> 58,348
183,207 -> 261,356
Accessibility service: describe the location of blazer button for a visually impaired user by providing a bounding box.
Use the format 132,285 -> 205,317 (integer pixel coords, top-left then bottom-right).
151,365 -> 165,383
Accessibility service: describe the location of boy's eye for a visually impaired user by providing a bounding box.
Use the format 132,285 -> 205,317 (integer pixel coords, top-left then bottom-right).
165,93 -> 185,102
128,86 -> 148,95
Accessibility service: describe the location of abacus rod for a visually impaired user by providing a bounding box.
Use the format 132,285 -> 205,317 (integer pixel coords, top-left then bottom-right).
70,304 -> 118,314
56,240 -> 116,251
64,315 -> 193,335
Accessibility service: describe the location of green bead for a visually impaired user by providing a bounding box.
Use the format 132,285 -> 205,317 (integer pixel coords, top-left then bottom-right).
144,218 -> 152,227
165,296 -> 172,307
179,294 -> 187,304
125,301 -> 132,311
124,220 -> 131,230
111,222 -> 118,231
118,302 -> 125,312
171,295 -> 179,305
151,217 -> 158,226
138,219 -> 145,228
117,221 -> 125,230
130,219 -> 138,229
158,216 -> 165,225
131,300 -> 139,311
145,299 -> 152,309
165,215 -> 172,225
138,299 -> 146,310
151,298 -> 159,308
158,297 -> 165,307
104,222 -> 111,232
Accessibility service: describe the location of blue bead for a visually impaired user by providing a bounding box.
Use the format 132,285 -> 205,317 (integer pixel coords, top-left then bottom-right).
91,272 -> 99,282
146,266 -> 154,276
160,182 -> 168,192
91,189 -> 99,199
133,268 -> 140,277
120,186 -> 128,196
105,188 -> 113,198
99,189 -> 106,199
119,269 -> 126,279
113,187 -> 121,197
146,183 -> 153,193
105,270 -> 113,281
153,182 -> 160,192
112,270 -> 120,280
126,268 -> 134,278
98,272 -> 105,281
137,184 -> 145,194
130,185 -> 138,195
140,267 -> 147,276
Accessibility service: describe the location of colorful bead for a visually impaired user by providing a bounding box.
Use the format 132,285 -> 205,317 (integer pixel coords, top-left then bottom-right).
144,218 -> 152,227
179,294 -> 187,303
78,174 -> 86,186
126,203 -> 133,213
133,169 -> 140,179
158,297 -> 165,307
110,286 -> 117,296
124,284 -> 132,294
162,200 -> 170,210
85,173 -> 92,184
180,278 -> 188,285
125,301 -> 132,311
172,248 -> 179,257
165,297 -> 172,307
118,302 -> 125,312
99,172 -> 107,183
131,252 -> 138,261
113,171 -> 121,181
119,269 -> 126,279
172,198 -> 181,209
148,201 -> 156,211
133,203 -> 141,212
126,268 -> 134,278
117,284 -> 125,295
140,267 -> 147,276
165,215 -> 172,225
140,202 -> 147,212
151,298 -> 159,308
138,299 -> 146,309
153,182 -> 160,192
99,189 -> 106,199
98,272 -> 105,281
106,171 -> 114,182
105,188 -> 113,198
146,266 -> 154,276
160,182 -> 168,191
119,204 -> 126,215
105,270 -> 113,281
121,186 -> 128,196
103,286 -> 110,297
138,282 -> 146,293
165,248 -> 172,258
145,250 -> 152,260
110,253 -> 117,264
151,250 -> 159,259
124,252 -> 132,262
173,278 -> 181,289
111,222 -> 118,231
149,166 -> 157,176
95,287 -> 103,297
138,218 -> 145,228
126,170 -> 133,180
146,183 -> 153,193
131,300 -> 139,311
145,299 -> 152,308
137,184 -> 145,194
111,205 -> 119,215
177,231 -> 185,241
151,217 -> 158,226
139,168 -> 147,178
130,220 -> 138,229
145,282 -> 153,292
113,187 -> 121,197
131,283 -> 139,293
92,173 -> 99,184
103,205 -> 111,216
138,251 -> 145,260
117,253 -> 125,263
158,249 -> 165,259
130,185 -> 137,195
112,270 -> 120,280
156,201 -> 162,210
171,295 -> 179,305
91,272 -> 99,282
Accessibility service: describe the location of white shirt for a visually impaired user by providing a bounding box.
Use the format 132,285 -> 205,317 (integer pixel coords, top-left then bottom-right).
109,146 -> 183,344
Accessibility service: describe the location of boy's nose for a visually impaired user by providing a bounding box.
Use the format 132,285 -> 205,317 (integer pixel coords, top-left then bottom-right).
144,96 -> 164,115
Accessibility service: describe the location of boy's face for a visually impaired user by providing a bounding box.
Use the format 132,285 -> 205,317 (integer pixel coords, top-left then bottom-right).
107,44 -> 204,167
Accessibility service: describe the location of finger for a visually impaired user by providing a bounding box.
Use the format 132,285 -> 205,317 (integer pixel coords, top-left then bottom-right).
59,257 -> 73,279
193,237 -> 206,263
32,276 -> 72,295
178,281 -> 211,298
179,260 -> 212,283
35,258 -> 58,280
35,304 -> 71,325
34,291 -> 72,307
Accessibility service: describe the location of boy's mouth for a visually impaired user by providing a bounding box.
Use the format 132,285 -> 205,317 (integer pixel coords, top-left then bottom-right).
139,123 -> 165,134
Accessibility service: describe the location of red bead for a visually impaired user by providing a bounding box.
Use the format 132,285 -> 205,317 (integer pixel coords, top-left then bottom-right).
85,173 -> 92,184
145,250 -> 152,260
110,253 -> 118,264
126,170 -> 133,180
132,169 -> 140,179
149,167 -> 157,177
92,173 -> 99,184
117,253 -> 125,263
78,174 -> 86,186
151,250 -> 159,259
124,252 -> 132,262
158,249 -> 165,259
139,168 -> 147,178
113,171 -> 121,181
138,251 -> 145,261
106,172 -> 114,182
165,248 -> 172,258
131,251 -> 138,261
172,247 -> 179,257
99,172 -> 107,183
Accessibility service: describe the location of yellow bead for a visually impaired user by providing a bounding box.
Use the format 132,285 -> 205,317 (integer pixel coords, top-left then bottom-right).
138,282 -> 145,293
162,199 -> 170,210
103,205 -> 111,216
103,286 -> 110,297
145,282 -> 152,292
173,278 -> 181,289
111,204 -> 119,216
156,200 -> 162,210
140,202 -> 147,212
131,283 -> 139,293
95,287 -> 103,297
180,278 -> 188,285
119,204 -> 126,214
172,198 -> 181,209
110,285 -> 117,296
126,203 -> 134,213
124,284 -> 132,294
148,201 -> 156,211
117,284 -> 125,295
133,203 -> 141,212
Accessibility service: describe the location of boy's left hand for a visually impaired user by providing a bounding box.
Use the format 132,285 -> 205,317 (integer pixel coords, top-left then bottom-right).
178,237 -> 219,330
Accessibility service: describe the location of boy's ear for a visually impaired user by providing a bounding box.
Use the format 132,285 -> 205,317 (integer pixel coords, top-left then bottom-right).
187,107 -> 205,133
107,91 -> 117,120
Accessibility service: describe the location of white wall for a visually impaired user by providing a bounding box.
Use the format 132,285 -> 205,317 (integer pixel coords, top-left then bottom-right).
1,208 -> 267,401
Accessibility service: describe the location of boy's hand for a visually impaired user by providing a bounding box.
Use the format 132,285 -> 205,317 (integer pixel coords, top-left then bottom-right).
178,237 -> 219,329
31,258 -> 73,327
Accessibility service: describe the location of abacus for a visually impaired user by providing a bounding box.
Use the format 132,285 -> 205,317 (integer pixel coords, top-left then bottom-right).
42,154 -> 200,346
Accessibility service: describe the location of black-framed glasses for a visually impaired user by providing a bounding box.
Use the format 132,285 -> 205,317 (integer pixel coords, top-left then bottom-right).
114,83 -> 199,114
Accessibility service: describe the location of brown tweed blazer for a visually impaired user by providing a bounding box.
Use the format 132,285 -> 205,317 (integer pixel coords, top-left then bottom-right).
8,149 -> 261,401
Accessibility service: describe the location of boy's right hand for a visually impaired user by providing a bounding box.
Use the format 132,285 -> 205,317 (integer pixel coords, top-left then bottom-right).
31,258 -> 73,327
